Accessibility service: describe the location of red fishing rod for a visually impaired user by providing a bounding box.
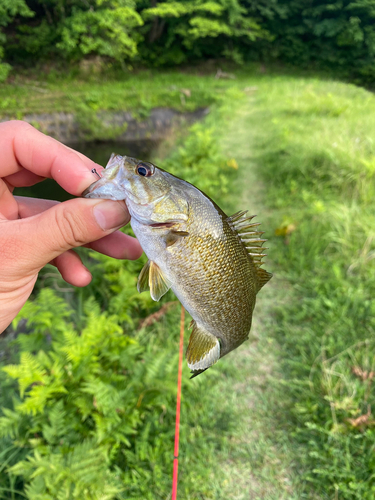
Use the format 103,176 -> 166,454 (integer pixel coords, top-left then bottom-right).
172,306 -> 185,500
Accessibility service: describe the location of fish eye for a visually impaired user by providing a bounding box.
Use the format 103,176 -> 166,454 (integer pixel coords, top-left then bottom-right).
136,162 -> 154,177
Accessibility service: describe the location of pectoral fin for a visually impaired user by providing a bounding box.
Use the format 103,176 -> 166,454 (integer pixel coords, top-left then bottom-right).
186,321 -> 220,377
137,260 -> 151,293
149,261 -> 171,301
137,260 -> 171,301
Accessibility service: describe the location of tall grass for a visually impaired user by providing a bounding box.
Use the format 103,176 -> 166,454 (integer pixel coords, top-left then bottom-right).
248,76 -> 375,498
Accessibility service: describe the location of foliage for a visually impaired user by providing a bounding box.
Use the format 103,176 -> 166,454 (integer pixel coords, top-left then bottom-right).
2,0 -> 375,83
56,1 -> 143,63
0,0 -> 32,77
0,0 -> 32,26
0,62 -> 10,83
1,0 -> 375,84
258,0 -> 375,83
161,122 -> 238,203
1,290 -> 167,499
138,0 -> 270,65
0,0 -> 270,68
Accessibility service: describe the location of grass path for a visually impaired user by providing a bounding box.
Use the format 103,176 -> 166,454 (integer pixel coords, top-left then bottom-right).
210,73 -> 375,499
213,93 -> 303,499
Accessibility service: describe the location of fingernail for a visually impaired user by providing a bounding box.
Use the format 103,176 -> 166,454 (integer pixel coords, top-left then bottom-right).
93,201 -> 129,231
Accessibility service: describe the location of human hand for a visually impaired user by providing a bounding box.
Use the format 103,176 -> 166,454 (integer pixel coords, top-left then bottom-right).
0,120 -> 143,334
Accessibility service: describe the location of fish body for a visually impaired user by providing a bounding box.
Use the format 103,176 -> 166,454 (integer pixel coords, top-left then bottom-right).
83,154 -> 272,376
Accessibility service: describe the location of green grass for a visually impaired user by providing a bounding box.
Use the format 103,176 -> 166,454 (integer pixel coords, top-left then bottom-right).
0,63 -> 325,118
228,76 -> 375,498
0,68 -> 248,118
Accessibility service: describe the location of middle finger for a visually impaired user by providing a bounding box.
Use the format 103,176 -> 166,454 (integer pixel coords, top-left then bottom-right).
0,179 -> 18,220
5,169 -> 46,188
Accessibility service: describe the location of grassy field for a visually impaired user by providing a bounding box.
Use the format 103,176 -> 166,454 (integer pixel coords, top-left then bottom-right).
229,76 -> 375,499
1,67 -> 375,499
0,66 -> 249,119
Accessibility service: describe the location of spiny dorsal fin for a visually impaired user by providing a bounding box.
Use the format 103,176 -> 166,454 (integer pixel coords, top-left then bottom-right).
137,260 -> 171,301
186,320 -> 220,378
228,211 -> 269,268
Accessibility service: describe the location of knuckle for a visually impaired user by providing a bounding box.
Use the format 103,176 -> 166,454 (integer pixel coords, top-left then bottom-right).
54,208 -> 88,248
7,120 -> 34,132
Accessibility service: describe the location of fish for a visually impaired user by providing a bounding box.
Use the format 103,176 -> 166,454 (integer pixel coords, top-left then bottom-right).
83,153 -> 272,377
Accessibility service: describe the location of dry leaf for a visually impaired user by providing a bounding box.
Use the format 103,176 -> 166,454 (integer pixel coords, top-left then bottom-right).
352,366 -> 375,381
347,406 -> 375,430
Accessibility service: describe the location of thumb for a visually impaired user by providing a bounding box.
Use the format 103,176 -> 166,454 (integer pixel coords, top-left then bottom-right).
13,198 -> 130,272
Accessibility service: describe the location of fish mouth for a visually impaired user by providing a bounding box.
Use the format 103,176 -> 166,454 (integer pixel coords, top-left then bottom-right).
82,153 -> 137,200
82,175 -> 128,201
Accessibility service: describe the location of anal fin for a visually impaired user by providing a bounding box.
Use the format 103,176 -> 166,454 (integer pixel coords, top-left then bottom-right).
186,321 -> 220,377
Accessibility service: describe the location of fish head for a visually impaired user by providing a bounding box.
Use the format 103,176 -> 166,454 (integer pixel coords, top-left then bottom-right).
83,153 -> 189,225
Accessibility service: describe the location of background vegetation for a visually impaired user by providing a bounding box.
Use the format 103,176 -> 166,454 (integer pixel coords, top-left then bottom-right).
2,0 -> 375,498
1,0 -> 375,84
3,67 -> 375,498
251,77 -> 375,499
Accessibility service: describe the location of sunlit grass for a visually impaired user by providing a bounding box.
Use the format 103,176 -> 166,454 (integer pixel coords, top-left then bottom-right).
241,76 -> 375,498
0,69 -> 249,117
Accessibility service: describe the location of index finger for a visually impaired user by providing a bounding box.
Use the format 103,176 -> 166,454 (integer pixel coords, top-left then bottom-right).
0,120 -> 103,195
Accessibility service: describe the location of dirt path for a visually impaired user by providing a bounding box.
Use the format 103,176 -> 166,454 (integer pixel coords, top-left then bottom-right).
215,96 -> 302,500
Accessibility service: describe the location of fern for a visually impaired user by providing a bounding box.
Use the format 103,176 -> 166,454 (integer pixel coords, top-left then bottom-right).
12,440 -> 123,500
0,111 -> 238,498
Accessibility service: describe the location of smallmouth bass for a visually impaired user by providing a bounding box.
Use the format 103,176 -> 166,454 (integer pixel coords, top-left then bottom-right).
83,154 -> 272,377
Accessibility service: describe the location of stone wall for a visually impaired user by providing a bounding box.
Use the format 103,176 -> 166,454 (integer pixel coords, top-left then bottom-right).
2,107 -> 208,143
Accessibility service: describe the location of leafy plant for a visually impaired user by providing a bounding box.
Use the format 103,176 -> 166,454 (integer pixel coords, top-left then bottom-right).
0,101 -> 240,499
57,1 -> 143,63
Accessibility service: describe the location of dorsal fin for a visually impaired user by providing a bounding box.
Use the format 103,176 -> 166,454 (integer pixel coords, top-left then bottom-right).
227,210 -> 269,269
256,267 -> 273,292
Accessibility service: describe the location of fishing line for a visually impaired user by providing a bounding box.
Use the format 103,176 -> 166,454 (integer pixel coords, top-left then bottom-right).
172,305 -> 185,500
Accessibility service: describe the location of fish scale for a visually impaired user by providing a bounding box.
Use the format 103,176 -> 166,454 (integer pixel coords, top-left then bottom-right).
83,153 -> 272,376
165,201 -> 253,344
